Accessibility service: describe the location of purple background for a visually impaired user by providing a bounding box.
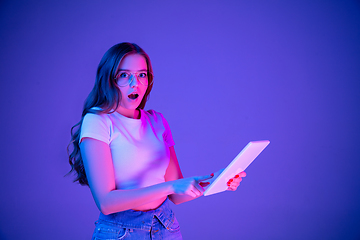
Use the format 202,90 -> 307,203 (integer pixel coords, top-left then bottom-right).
1,1 -> 360,239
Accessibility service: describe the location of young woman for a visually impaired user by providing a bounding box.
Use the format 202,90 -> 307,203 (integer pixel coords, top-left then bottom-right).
68,42 -> 246,239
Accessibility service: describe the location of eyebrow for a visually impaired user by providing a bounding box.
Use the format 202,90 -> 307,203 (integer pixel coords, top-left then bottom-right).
118,69 -> 148,72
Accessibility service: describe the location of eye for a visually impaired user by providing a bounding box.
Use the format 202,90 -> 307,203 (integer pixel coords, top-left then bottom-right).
118,72 -> 129,78
138,72 -> 147,78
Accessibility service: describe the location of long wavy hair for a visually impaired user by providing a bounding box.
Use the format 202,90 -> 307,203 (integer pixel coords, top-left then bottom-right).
67,42 -> 154,186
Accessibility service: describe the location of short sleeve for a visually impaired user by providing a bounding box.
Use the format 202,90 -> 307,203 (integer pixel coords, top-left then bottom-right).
160,113 -> 175,147
80,113 -> 111,144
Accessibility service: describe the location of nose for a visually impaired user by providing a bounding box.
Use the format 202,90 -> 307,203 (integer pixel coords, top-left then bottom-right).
129,74 -> 139,88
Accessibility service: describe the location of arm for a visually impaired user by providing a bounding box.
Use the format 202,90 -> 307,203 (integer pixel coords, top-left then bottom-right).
81,138 -> 174,215
81,138 -> 211,215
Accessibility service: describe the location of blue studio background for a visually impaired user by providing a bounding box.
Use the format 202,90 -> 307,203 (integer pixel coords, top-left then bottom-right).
0,1 -> 359,239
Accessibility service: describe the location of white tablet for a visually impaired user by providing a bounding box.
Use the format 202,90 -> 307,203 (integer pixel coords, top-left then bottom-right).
203,140 -> 270,196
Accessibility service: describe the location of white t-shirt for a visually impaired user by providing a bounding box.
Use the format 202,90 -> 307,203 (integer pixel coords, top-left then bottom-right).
80,109 -> 175,190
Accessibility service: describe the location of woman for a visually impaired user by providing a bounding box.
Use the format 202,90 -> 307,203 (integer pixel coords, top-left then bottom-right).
68,42 -> 246,239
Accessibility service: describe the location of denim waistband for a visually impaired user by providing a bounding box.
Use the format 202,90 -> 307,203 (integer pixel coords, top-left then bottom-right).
98,198 -> 174,231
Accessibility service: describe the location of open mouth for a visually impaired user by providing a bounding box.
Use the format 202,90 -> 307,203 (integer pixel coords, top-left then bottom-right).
128,93 -> 139,100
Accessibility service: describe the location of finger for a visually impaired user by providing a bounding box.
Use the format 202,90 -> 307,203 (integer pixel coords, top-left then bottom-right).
191,185 -> 202,197
231,178 -> 242,184
227,181 -> 240,188
199,182 -> 210,187
188,189 -> 197,198
186,184 -> 199,197
227,182 -> 239,190
233,172 -> 246,179
194,174 -> 214,182
194,182 -> 206,193
227,178 -> 235,185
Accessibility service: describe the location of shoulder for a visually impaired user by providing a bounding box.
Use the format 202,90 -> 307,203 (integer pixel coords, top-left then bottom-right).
83,108 -> 112,126
143,109 -> 167,122
80,108 -> 113,144
145,109 -> 162,117
145,110 -> 174,145
143,109 -> 173,129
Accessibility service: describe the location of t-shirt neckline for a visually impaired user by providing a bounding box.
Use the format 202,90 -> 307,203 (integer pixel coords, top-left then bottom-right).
113,109 -> 143,122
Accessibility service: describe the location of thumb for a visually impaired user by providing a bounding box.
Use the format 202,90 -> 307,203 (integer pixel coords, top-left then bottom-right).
194,173 -> 214,182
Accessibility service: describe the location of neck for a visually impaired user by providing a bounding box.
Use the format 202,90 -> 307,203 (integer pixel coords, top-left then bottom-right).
116,107 -> 140,119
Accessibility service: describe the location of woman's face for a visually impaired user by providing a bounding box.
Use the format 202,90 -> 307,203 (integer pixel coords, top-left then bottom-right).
115,54 -> 148,110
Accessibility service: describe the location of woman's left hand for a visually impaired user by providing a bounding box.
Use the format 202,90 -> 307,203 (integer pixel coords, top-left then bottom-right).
227,171 -> 246,191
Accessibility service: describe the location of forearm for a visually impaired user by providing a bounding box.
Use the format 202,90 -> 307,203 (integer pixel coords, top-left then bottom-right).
98,181 -> 174,215
168,193 -> 201,205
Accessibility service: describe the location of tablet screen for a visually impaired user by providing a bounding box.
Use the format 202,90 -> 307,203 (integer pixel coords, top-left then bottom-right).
203,140 -> 270,196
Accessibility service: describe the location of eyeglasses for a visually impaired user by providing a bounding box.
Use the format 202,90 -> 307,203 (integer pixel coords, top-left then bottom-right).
115,71 -> 153,87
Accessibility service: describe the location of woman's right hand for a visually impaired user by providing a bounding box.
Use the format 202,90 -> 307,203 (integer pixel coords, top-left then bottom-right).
170,174 -> 214,198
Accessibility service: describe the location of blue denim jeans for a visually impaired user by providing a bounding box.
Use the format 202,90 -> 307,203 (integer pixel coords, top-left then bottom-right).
91,199 -> 182,240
